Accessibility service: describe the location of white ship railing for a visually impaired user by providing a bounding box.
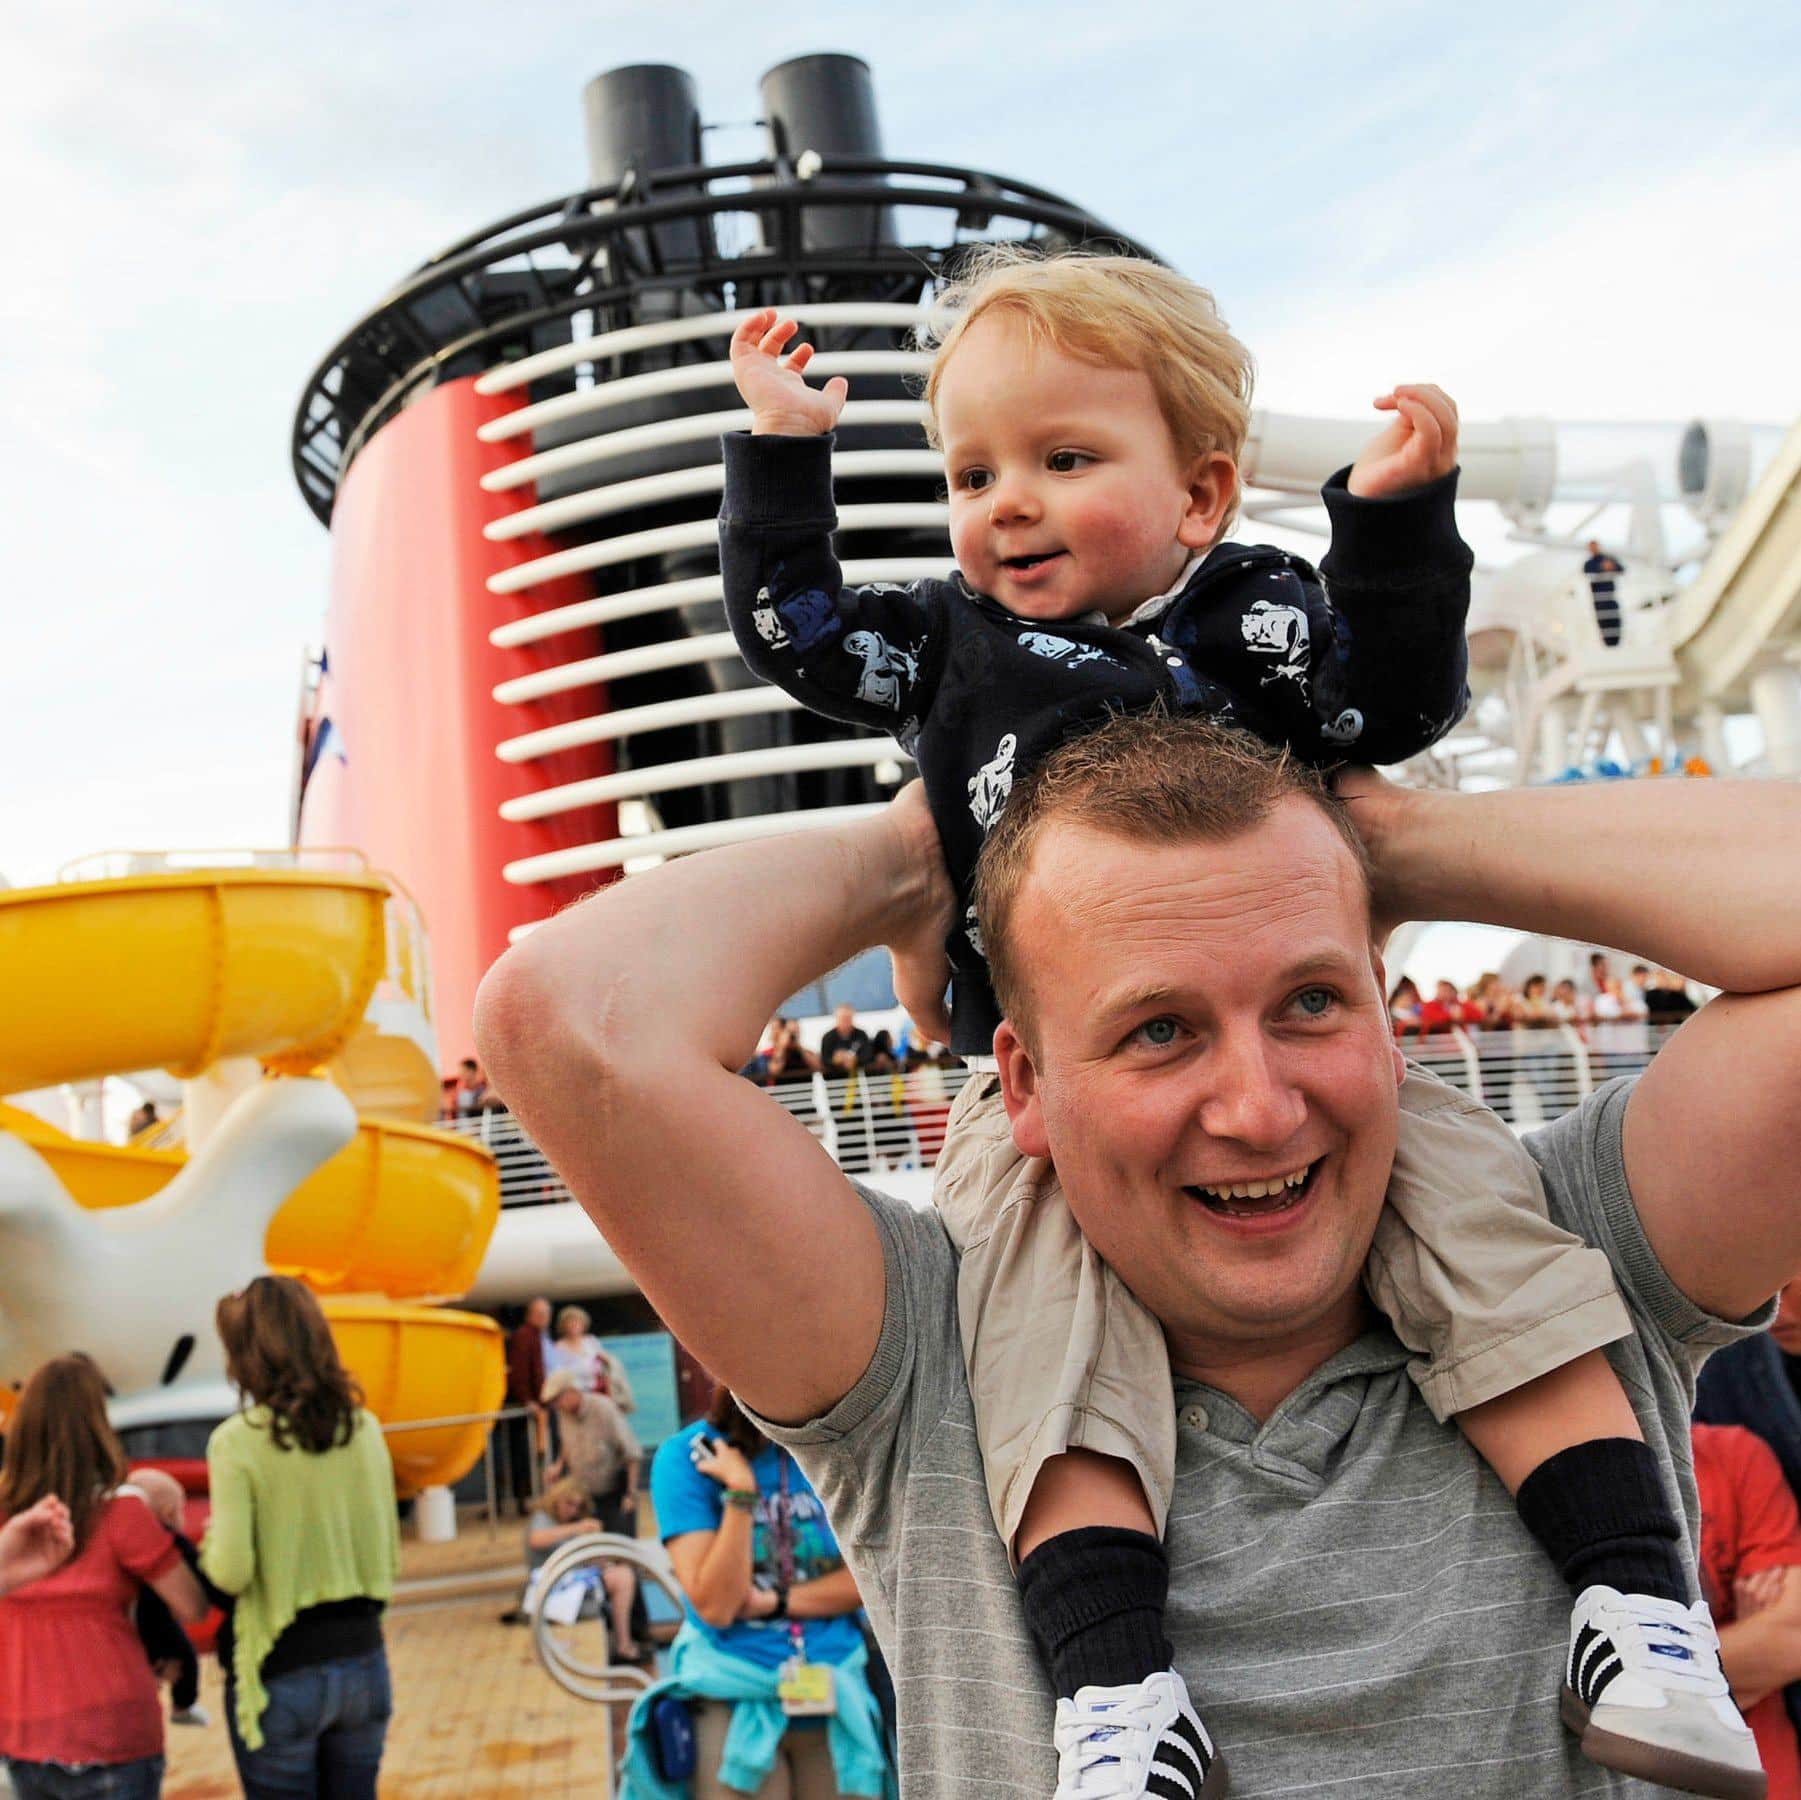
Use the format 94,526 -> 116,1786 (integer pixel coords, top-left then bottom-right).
479,302 -> 940,888
448,1023 -> 1689,1210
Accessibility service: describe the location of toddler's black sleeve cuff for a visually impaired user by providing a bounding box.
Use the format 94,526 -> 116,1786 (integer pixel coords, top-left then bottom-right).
1319,464 -> 1472,584
720,430 -> 837,529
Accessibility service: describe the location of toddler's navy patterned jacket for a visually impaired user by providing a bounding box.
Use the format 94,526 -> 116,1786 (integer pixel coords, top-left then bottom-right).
720,431 -> 1472,1056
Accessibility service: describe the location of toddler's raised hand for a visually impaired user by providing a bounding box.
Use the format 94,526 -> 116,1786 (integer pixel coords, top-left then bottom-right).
1347,383 -> 1459,499
730,309 -> 849,437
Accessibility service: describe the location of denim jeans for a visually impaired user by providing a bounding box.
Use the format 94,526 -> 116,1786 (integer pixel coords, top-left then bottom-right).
3,1758 -> 164,1800
226,1648 -> 391,1799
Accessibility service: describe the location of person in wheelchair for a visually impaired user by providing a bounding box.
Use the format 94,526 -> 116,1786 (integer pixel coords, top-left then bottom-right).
506,1475 -> 649,1665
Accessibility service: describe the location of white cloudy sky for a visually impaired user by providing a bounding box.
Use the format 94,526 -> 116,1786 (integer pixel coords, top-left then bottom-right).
3,0 -> 1798,895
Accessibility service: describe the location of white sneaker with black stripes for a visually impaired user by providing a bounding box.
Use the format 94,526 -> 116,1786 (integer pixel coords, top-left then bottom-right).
1052,1667 -> 1226,1799
1562,1585 -> 1766,1799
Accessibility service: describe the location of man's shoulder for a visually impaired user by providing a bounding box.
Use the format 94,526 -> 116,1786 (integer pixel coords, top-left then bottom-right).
1527,1079 -> 1774,1360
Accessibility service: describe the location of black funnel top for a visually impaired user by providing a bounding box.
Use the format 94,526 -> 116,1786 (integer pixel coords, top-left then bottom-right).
582,63 -> 703,187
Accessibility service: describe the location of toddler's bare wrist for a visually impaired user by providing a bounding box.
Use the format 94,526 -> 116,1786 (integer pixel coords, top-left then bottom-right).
751,412 -> 826,437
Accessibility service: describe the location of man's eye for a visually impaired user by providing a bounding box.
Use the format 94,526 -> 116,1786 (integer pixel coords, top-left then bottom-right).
957,468 -> 993,492
1293,987 -> 1337,1019
1047,450 -> 1092,473
1134,1017 -> 1180,1048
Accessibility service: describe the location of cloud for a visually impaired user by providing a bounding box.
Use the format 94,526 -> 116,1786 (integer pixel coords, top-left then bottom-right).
1245,148 -> 1801,423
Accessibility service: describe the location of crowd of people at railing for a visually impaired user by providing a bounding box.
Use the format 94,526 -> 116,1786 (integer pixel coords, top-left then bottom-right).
735,1006 -> 969,1174
1391,951 -> 1699,1045
1385,953 -> 1702,1123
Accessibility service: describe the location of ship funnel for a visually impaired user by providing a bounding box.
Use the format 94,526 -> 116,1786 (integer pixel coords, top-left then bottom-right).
582,63 -> 712,265
759,53 -> 893,248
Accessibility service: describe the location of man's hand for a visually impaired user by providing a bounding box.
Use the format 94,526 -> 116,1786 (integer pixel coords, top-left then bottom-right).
689,1434 -> 758,1494
0,1494 -> 74,1595
883,781 -> 956,1046
731,309 -> 849,437
1326,761 -> 1801,1323
1347,384 -> 1459,499
1329,764 -> 1416,947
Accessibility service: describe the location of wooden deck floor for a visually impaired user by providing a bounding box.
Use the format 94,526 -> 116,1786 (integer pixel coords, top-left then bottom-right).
164,1520 -> 624,1799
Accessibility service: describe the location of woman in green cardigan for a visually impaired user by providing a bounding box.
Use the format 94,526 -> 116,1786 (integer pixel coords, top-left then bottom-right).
202,1277 -> 400,1799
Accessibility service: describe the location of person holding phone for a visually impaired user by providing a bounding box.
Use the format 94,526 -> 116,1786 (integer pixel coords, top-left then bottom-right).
625,1385 -> 890,1799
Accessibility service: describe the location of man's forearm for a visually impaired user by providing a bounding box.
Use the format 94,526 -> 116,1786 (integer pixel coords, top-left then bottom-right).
483,809 -> 930,1085
475,793 -> 949,1424
1362,778 -> 1801,994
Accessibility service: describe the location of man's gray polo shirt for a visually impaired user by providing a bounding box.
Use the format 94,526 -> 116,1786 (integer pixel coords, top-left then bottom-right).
754,1079 -> 1773,1796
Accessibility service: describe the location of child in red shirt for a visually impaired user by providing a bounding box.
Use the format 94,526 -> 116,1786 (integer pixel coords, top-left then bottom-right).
1694,1421 -> 1801,1800
0,1489 -> 181,1777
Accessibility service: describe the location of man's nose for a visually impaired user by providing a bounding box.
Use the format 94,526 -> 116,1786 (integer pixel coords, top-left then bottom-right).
1195,1032 -> 1308,1149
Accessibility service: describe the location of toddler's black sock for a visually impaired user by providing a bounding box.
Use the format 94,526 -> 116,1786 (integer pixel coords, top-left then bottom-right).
1515,1437 -> 1690,1604
1016,1525 -> 1173,1698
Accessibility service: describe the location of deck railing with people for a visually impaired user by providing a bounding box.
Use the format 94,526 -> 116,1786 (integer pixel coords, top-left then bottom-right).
446,1024 -> 1690,1202
1399,1021 -> 1684,1125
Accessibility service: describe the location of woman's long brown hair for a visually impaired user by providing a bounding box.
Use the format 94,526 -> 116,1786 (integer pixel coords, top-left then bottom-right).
704,1383 -> 769,1460
216,1276 -> 362,1455
0,1356 -> 128,1552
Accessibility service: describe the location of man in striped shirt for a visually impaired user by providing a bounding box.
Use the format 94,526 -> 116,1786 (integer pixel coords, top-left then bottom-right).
478,712 -> 1801,1796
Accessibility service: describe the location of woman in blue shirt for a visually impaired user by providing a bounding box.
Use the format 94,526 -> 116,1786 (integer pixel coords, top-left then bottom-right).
642,1387 -> 888,1799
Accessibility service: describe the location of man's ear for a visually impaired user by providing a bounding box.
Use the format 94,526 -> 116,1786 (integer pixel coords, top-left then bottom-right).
994,1020 -> 1051,1160
1176,452 -> 1239,552
1370,948 -> 1407,1088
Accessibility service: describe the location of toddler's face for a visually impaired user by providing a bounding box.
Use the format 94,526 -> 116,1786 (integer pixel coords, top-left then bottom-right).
935,313 -> 1231,624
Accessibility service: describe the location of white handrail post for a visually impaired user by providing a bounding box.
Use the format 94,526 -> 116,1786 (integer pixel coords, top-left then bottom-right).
813,1072 -> 838,1163
859,1073 -> 877,1172
1563,1023 -> 1593,1100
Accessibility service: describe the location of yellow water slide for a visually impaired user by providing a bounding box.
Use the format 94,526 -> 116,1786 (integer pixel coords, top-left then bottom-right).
0,867 -> 502,1492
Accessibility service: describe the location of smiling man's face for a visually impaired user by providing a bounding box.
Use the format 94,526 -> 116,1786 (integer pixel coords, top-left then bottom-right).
995,799 -> 1404,1378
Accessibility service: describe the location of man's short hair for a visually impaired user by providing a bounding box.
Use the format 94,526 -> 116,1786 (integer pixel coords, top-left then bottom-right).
919,247 -> 1255,528
973,712 -> 1370,1044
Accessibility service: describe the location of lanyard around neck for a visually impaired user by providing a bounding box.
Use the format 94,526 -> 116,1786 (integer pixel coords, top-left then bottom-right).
768,1454 -> 807,1656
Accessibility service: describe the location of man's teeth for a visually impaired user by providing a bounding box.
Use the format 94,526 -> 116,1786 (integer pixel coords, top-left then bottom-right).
1194,1166 -> 1311,1201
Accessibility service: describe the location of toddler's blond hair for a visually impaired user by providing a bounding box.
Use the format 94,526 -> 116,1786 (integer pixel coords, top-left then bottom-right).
920,247 -> 1255,506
